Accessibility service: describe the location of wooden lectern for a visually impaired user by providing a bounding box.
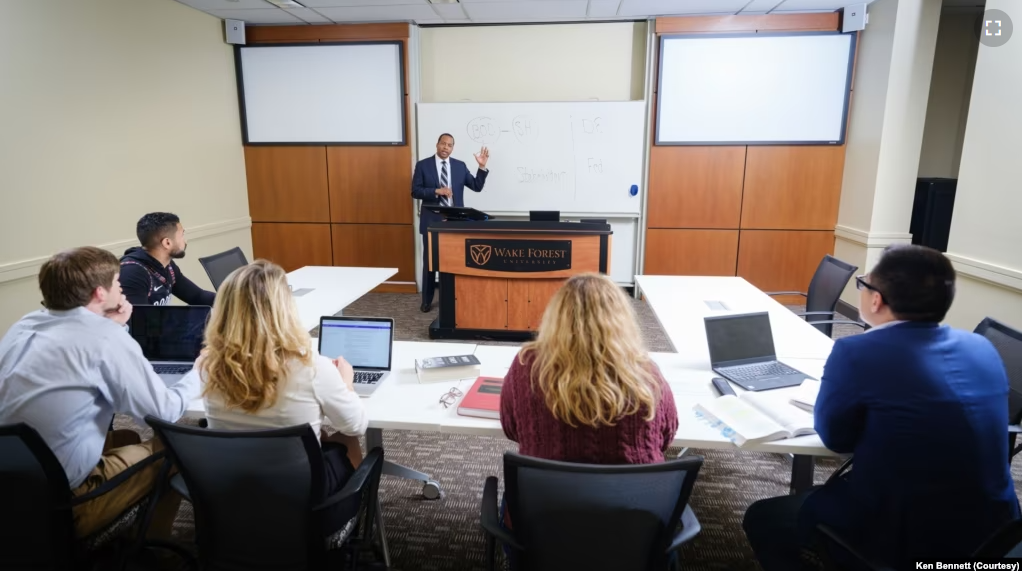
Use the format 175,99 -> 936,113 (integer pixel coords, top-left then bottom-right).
426,220 -> 613,341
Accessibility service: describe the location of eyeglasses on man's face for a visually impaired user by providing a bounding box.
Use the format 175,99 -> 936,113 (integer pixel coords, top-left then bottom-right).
855,274 -> 887,303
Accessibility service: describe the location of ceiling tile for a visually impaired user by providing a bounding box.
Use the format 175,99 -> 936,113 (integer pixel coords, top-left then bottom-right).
299,0 -> 427,7
175,0 -> 276,9
285,7 -> 333,22
315,3 -> 440,21
769,0 -> 844,11
462,0 -> 588,21
588,0 -> 621,18
739,0 -> 783,13
430,2 -> 469,19
205,8 -> 305,23
618,0 -> 747,17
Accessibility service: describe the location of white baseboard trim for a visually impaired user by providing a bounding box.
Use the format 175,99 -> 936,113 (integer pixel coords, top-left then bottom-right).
0,216 -> 252,285
834,225 -> 913,248
945,252 -> 1022,294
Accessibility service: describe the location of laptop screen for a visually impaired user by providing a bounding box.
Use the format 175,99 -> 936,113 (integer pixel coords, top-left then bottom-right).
704,312 -> 777,365
129,306 -> 210,362
319,318 -> 393,371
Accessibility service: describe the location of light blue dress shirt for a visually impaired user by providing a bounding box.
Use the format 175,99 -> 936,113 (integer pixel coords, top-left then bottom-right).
0,307 -> 200,488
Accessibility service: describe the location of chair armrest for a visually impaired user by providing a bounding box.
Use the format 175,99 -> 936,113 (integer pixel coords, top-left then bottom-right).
826,457 -> 854,485
795,311 -> 837,317
816,525 -> 895,571
765,291 -> 807,298
480,476 -> 523,551
311,448 -> 383,512
666,505 -> 701,553
70,450 -> 167,505
806,319 -> 869,329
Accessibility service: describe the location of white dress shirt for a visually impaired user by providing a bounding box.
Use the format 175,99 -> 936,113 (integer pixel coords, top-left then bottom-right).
204,354 -> 368,439
0,307 -> 200,488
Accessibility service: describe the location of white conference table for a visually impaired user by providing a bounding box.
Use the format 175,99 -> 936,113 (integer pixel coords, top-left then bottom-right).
287,266 -> 398,332
635,274 -> 840,492
184,275 -> 838,496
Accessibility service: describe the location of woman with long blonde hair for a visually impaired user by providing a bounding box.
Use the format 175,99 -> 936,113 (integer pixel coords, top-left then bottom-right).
199,260 -> 367,535
500,272 -> 678,464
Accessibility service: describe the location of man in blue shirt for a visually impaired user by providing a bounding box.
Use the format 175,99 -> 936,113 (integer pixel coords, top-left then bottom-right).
0,246 -> 199,539
743,244 -> 1019,570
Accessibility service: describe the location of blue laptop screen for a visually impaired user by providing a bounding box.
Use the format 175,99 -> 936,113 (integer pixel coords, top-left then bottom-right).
129,306 -> 209,362
319,319 -> 393,370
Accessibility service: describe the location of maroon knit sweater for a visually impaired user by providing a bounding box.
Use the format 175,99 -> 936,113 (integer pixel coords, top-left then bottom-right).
500,351 -> 679,465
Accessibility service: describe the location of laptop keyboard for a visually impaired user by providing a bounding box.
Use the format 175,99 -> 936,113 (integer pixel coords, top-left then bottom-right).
154,364 -> 193,375
723,362 -> 799,380
354,371 -> 385,385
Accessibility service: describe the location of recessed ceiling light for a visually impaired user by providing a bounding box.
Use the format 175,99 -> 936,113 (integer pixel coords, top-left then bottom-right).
264,0 -> 307,8
428,0 -> 460,4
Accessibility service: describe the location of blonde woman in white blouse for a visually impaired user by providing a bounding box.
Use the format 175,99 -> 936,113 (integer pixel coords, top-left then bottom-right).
199,260 -> 367,534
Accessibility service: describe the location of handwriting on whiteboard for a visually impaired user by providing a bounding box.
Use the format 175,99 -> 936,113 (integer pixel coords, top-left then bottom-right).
516,168 -> 568,184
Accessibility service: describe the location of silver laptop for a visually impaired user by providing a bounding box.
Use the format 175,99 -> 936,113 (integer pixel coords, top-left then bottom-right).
318,316 -> 394,397
129,305 -> 210,384
704,311 -> 814,392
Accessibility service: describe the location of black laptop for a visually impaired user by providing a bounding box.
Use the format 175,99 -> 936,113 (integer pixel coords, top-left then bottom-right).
129,305 -> 211,384
704,312 -> 814,391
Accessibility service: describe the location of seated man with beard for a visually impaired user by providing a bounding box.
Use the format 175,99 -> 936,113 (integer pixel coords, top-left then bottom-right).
120,212 -> 216,307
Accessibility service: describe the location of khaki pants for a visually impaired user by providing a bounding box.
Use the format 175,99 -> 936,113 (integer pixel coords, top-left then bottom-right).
70,430 -> 181,540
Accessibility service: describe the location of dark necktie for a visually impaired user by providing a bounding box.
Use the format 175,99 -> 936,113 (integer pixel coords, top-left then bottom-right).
440,160 -> 450,206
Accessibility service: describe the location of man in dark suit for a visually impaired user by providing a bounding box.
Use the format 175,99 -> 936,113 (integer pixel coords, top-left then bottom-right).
411,133 -> 490,312
743,244 -> 1019,570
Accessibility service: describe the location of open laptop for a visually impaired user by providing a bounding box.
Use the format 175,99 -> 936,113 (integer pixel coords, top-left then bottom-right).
318,316 -> 394,397
129,305 -> 211,384
704,311 -> 815,392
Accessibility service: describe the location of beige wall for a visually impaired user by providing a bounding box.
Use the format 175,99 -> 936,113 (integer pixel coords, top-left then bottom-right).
0,0 -> 251,331
835,0 -> 941,306
419,22 -> 647,102
944,0 -> 1022,331
917,9 -> 980,178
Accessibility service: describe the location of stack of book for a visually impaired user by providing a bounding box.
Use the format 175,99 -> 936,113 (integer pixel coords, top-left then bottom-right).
414,354 -> 481,383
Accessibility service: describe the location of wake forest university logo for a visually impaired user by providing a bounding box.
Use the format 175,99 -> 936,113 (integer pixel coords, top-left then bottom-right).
470,244 -> 493,266
465,239 -> 572,272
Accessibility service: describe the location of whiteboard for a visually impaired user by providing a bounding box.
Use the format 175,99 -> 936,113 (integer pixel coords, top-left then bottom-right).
237,43 -> 405,144
657,33 -> 855,145
416,102 -> 645,214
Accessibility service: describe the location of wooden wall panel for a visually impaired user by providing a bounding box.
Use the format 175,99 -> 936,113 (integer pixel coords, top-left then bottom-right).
737,230 -> 835,304
647,146 -> 746,229
655,13 -> 839,34
644,230 -> 739,276
248,23 -> 410,42
331,224 -> 415,282
455,276 -> 507,330
327,147 -> 413,224
246,147 -> 329,223
740,146 -> 846,230
251,223 -> 333,273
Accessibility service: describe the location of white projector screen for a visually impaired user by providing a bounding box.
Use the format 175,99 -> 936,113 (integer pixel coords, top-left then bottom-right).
236,42 -> 405,145
656,33 -> 855,145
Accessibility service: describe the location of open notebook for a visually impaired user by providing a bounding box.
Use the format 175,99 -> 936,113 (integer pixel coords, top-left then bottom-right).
693,390 -> 816,447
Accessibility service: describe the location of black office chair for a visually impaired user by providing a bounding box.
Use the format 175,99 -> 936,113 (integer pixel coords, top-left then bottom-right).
974,317 -> 1022,459
480,452 -> 704,571
197,246 -> 249,291
146,416 -> 385,570
0,423 -> 178,570
765,254 -> 866,337
816,518 -> 1022,570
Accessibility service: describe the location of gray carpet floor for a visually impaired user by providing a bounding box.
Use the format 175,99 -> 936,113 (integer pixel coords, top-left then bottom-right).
113,293 -> 1022,570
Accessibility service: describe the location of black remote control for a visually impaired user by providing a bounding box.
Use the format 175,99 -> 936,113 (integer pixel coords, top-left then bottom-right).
712,377 -> 736,397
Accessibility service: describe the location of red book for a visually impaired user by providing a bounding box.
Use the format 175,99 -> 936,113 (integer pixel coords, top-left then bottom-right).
457,376 -> 504,419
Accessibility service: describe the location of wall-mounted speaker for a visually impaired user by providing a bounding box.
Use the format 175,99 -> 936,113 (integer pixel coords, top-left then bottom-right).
842,4 -> 867,33
225,19 -> 246,45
